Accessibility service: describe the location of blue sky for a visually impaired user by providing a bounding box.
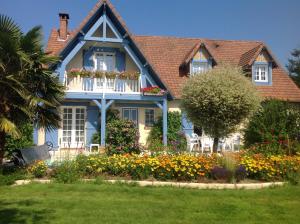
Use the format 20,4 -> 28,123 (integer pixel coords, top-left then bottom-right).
1,0 -> 299,67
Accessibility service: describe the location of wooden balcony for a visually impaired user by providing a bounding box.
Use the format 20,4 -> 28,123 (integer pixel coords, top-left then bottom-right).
65,75 -> 141,94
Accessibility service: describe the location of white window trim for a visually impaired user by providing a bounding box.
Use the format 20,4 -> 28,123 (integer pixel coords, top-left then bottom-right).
254,64 -> 269,82
59,106 -> 86,148
190,61 -> 210,76
93,52 -> 116,72
145,108 -> 155,127
122,107 -> 139,126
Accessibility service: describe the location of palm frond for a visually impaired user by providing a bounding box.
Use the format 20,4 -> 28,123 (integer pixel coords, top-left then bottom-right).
0,117 -> 20,138
0,14 -> 21,39
20,26 -> 43,53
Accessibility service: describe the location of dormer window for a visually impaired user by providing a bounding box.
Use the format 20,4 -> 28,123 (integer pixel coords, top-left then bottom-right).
191,61 -> 209,75
252,50 -> 273,86
94,52 -> 115,72
254,64 -> 268,82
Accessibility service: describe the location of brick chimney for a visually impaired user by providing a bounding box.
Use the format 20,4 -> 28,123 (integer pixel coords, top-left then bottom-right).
58,13 -> 69,40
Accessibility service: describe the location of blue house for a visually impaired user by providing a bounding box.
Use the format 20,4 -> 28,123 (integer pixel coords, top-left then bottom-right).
35,0 -> 300,150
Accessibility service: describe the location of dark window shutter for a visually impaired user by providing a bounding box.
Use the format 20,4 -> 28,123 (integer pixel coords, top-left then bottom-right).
83,49 -> 94,71
116,51 -> 126,72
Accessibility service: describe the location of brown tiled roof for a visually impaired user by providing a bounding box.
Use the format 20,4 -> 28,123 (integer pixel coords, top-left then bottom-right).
239,44 -> 263,68
46,29 -> 74,54
46,0 -> 300,102
182,42 -> 214,66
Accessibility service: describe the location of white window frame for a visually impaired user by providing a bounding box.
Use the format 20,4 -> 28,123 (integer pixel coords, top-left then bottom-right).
122,108 -> 138,126
190,61 -> 209,76
254,64 -> 268,82
93,52 -> 116,90
93,52 -> 116,72
145,108 -> 155,127
59,106 -> 86,148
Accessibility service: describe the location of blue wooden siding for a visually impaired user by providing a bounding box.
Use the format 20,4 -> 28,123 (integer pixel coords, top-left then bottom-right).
45,129 -> 59,149
181,112 -> 194,136
86,106 -> 99,145
33,127 -> 38,145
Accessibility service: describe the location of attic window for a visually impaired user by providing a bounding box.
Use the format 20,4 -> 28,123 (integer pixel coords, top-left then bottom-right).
254,64 -> 268,82
190,61 -> 209,75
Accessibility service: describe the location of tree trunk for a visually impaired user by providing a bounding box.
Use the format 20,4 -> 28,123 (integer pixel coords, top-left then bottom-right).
213,137 -> 219,153
0,131 -> 6,165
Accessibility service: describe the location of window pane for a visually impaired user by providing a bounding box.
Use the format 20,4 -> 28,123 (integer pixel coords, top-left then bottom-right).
254,65 -> 268,82
145,109 -> 155,127
106,55 -> 114,72
123,109 -> 130,120
191,62 -> 209,75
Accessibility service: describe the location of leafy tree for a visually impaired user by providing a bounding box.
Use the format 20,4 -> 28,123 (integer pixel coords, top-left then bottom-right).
287,48 -> 300,87
182,65 -> 261,152
0,15 -> 64,163
244,99 -> 300,149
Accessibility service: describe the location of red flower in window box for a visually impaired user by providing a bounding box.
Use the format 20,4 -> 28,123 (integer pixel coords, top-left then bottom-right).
141,86 -> 166,96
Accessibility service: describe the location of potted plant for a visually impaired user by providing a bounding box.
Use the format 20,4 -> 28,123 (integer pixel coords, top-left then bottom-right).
68,68 -> 81,78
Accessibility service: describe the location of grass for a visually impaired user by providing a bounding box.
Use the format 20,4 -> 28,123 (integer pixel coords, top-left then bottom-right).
0,182 -> 300,224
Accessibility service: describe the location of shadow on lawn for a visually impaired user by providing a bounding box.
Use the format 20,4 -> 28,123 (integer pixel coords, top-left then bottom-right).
0,200 -> 54,224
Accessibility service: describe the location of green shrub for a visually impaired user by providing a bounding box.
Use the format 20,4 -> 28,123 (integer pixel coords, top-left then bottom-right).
5,123 -> 34,157
147,111 -> 187,152
52,161 -> 80,184
91,132 -> 100,144
106,118 -> 140,155
0,166 -> 27,186
286,170 -> 300,185
244,99 -> 300,155
27,160 -> 48,178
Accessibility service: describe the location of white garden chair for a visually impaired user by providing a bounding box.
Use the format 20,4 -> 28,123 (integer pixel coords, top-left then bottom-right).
200,136 -> 213,154
231,134 -> 241,151
186,134 -> 200,152
218,138 -> 232,152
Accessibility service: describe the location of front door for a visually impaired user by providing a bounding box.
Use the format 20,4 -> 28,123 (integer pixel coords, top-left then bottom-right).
61,107 -> 86,148
122,108 -> 138,126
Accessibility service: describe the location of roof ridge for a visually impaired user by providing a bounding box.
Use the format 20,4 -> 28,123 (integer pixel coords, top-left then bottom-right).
134,34 -> 263,43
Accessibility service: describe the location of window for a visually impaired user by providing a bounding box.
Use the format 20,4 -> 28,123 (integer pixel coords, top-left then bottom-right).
254,65 -> 268,82
94,52 -> 115,72
145,109 -> 155,127
191,61 -> 209,75
94,52 -> 115,89
61,107 -> 86,148
122,108 -> 138,126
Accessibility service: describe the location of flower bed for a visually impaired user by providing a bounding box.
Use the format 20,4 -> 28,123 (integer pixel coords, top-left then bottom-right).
240,154 -> 300,181
26,153 -> 300,184
41,153 -> 300,183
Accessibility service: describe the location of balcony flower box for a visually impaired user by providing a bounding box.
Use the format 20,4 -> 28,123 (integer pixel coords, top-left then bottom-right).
141,86 -> 166,96
67,69 -> 140,80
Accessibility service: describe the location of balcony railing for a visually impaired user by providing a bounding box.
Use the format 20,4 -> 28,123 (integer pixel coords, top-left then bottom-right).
65,75 -> 141,94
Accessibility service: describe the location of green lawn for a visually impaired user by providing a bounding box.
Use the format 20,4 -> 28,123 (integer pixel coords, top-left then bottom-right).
0,182 -> 300,224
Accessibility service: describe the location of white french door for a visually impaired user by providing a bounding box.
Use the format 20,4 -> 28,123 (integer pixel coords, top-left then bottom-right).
61,107 -> 86,148
95,52 -> 115,90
